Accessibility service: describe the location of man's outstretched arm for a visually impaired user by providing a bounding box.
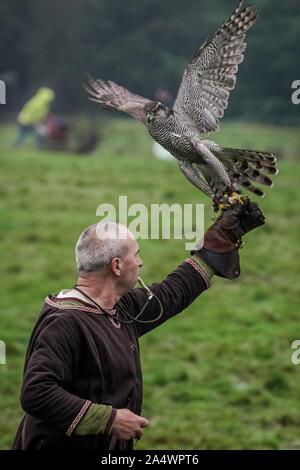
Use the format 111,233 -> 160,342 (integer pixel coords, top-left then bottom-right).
120,199 -> 265,336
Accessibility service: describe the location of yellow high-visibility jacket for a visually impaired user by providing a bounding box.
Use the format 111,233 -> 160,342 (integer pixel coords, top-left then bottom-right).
18,87 -> 55,126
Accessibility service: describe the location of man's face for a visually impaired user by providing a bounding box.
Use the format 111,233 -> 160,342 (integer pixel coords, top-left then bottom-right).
119,237 -> 143,291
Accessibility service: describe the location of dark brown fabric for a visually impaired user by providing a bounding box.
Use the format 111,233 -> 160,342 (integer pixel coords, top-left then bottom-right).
12,260 -> 208,451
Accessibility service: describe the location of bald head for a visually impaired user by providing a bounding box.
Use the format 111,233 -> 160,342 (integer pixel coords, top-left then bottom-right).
75,222 -> 134,272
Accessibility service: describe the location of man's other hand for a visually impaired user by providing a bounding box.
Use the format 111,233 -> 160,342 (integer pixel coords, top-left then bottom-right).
110,408 -> 149,440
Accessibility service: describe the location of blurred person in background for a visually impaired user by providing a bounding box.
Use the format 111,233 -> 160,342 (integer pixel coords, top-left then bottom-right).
13,87 -> 55,147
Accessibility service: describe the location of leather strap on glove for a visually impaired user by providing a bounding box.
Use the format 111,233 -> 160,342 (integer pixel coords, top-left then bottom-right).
192,198 -> 265,279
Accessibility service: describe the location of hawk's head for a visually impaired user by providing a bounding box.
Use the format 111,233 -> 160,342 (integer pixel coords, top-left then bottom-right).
144,101 -> 174,125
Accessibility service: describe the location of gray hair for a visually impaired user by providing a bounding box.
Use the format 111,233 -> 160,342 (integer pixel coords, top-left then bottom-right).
75,222 -> 133,272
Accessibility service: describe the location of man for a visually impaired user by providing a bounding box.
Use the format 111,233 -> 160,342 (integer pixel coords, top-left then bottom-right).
12,199 -> 264,451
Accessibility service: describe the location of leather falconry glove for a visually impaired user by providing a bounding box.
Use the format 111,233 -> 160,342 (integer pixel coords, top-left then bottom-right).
192,197 -> 265,279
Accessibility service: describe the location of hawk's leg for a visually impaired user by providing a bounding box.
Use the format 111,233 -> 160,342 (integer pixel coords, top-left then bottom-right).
191,138 -> 232,188
178,161 -> 214,198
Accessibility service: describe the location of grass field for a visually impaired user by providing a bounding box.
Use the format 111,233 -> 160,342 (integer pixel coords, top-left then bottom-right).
0,119 -> 300,450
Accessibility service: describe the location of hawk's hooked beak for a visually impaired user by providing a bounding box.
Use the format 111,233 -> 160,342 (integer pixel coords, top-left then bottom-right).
146,112 -> 153,124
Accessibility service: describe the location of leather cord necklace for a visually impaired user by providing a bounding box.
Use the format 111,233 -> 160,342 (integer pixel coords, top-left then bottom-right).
73,282 -> 164,325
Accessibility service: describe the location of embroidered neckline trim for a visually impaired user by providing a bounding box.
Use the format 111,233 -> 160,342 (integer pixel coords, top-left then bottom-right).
45,296 -> 121,329
46,295 -> 103,314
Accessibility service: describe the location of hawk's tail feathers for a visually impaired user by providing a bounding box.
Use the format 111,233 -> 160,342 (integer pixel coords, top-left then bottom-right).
214,146 -> 278,197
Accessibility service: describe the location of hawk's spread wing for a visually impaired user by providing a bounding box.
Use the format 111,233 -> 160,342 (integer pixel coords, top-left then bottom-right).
84,75 -> 152,125
173,1 -> 258,134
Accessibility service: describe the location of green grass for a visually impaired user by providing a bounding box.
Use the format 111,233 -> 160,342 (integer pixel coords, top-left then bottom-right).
1,119 -> 300,450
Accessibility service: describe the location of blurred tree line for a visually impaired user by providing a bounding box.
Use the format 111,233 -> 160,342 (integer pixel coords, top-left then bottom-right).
0,0 -> 299,124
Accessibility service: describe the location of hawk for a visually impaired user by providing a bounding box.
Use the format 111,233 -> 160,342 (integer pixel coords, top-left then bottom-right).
85,1 -> 278,211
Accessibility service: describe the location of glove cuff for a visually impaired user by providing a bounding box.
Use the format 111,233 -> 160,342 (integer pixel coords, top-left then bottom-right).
192,247 -> 240,280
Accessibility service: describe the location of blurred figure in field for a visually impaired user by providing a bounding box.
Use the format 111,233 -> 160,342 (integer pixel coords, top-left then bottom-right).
13,87 -> 55,147
44,115 -> 69,144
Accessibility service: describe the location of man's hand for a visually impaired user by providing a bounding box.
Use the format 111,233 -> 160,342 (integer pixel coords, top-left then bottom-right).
196,198 -> 265,253
110,408 -> 149,440
193,198 -> 265,279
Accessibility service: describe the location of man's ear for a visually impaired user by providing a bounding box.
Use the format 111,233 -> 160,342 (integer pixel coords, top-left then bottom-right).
111,257 -> 121,276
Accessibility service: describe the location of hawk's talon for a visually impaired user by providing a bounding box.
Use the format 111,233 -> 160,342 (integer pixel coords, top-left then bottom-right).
216,203 -> 231,218
212,200 -> 231,218
228,192 -> 248,206
213,191 -> 249,218
213,195 -> 230,214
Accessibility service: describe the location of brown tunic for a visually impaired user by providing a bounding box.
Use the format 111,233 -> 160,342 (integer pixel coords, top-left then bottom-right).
12,259 -> 210,451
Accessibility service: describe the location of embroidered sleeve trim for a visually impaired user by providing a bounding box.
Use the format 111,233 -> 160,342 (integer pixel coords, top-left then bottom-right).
185,258 -> 211,289
66,400 -> 92,437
